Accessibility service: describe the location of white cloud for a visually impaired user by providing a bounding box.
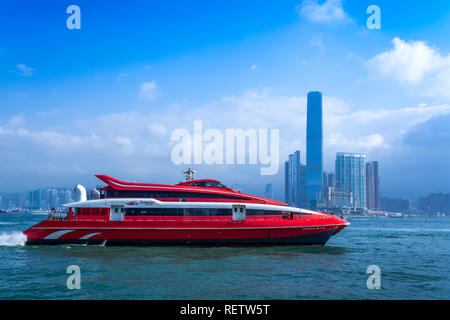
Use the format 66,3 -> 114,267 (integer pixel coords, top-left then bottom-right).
367,37 -> 450,98
8,115 -> 25,126
16,64 -> 34,76
148,124 -> 168,136
326,133 -> 386,149
138,80 -> 159,101
296,0 -> 349,23
115,136 -> 132,145
0,127 -> 11,135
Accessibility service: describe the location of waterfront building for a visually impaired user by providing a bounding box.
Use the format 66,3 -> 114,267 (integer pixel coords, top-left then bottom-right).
265,183 -> 273,200
366,161 -> 380,210
62,189 -> 72,204
306,91 -> 323,207
45,188 -> 59,209
335,152 -> 366,209
418,193 -> 450,216
285,150 -> 308,208
0,192 -> 26,210
381,197 -> 410,213
322,172 -> 336,201
326,187 -> 353,208
28,189 -> 41,210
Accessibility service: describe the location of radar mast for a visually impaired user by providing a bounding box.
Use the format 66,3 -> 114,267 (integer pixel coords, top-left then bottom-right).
183,168 -> 196,181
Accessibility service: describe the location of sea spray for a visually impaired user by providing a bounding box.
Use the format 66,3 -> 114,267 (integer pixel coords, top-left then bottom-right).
0,231 -> 27,246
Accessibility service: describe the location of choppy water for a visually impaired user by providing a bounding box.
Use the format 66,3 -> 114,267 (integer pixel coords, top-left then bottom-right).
0,213 -> 449,299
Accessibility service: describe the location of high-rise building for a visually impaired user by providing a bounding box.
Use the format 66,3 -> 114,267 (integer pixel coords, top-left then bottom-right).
327,173 -> 336,188
322,171 -> 328,195
265,183 -> 273,200
28,189 -> 41,210
285,150 -> 308,207
366,161 -> 380,210
306,91 -> 323,207
322,172 -> 338,207
284,161 -> 289,205
45,188 -> 59,209
418,193 -> 450,216
62,189 -> 73,204
335,152 -> 366,209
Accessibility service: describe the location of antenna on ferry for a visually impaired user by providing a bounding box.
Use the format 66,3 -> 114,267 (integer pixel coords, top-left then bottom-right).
183,168 -> 196,181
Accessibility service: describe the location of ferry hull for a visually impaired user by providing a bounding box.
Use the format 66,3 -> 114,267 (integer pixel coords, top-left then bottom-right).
24,223 -> 346,246
25,229 -> 338,246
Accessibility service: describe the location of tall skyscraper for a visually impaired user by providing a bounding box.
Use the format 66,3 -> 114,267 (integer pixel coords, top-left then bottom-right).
366,161 -> 380,210
322,171 -> 328,194
335,152 -> 366,209
284,150 -> 308,207
306,91 -> 323,207
265,183 -> 273,200
327,173 -> 336,188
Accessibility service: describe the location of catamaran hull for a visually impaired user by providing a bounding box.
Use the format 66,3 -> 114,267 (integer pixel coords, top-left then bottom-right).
24,224 -> 346,246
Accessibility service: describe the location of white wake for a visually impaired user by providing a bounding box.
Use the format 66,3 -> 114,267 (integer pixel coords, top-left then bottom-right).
0,231 -> 27,246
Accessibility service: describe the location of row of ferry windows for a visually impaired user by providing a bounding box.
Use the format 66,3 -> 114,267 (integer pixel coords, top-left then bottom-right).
125,208 -> 285,216
105,190 -> 248,200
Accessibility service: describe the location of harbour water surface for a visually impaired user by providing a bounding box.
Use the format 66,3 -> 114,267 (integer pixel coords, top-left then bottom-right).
0,214 -> 449,299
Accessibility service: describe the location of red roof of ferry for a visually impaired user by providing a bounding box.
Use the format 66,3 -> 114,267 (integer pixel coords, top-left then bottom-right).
95,174 -> 286,206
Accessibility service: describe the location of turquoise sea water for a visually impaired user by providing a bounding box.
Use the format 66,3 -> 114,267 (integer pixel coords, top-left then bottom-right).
0,213 -> 449,299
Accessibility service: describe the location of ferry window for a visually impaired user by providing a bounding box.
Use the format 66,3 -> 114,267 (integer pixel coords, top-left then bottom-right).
190,181 -> 227,188
105,190 -> 249,201
247,209 -> 281,216
114,208 -> 118,213
125,208 -> 231,216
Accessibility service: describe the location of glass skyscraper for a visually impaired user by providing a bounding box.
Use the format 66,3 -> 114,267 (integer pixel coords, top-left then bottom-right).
366,161 -> 380,210
284,150 -> 308,208
335,152 -> 366,209
306,91 -> 323,207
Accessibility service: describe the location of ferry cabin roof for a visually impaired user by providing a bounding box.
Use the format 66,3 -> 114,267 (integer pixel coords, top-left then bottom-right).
63,199 -> 322,216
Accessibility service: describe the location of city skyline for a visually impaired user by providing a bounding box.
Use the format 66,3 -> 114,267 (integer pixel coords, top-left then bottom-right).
1,1 -> 450,201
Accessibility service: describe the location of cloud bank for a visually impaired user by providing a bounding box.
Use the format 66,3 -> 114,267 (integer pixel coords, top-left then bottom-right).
1,87 -> 449,199
367,37 -> 450,99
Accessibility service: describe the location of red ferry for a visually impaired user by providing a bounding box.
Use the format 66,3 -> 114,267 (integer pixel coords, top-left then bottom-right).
24,170 -> 349,246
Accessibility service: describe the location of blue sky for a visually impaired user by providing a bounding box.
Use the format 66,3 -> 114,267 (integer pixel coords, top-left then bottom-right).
1,1 -> 450,202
